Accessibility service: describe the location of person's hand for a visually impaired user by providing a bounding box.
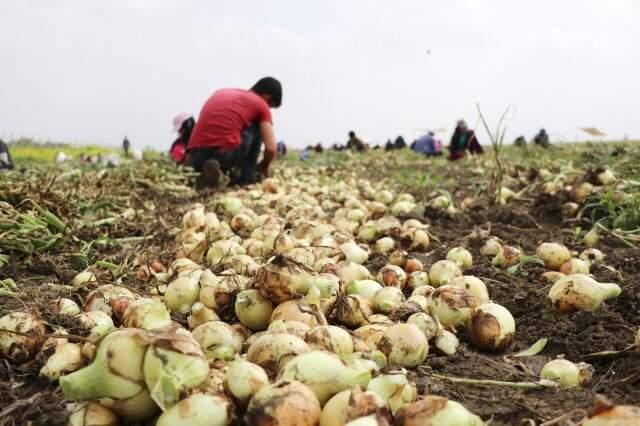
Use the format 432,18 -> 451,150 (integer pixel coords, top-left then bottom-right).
259,161 -> 270,179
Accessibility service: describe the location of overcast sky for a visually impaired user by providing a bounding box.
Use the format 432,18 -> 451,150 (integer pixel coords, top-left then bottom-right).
1,0 -> 638,149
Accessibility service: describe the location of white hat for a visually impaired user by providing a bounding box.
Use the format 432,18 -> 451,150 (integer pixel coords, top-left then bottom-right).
173,113 -> 192,132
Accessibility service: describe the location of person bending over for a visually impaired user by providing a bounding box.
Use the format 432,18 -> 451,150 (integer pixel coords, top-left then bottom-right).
188,77 -> 282,188
448,120 -> 483,161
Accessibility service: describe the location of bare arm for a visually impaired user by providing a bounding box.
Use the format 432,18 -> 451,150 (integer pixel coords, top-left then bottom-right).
259,121 -> 277,178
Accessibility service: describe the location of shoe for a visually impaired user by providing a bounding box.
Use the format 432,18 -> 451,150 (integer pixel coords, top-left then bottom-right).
196,159 -> 221,189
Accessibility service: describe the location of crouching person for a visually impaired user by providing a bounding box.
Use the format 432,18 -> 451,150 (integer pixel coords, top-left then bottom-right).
187,77 -> 282,188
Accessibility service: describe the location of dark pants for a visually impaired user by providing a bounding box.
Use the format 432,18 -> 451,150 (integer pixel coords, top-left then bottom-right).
190,124 -> 262,185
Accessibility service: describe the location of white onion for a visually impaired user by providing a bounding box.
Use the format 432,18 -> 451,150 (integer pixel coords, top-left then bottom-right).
246,380 -> 321,426
428,260 -> 462,287
492,245 -> 522,268
467,302 -> 515,352
373,287 -> 405,315
434,330 -> 459,356
549,274 -> 621,313
395,396 -> 484,425
377,265 -> 407,288
0,311 -> 45,363
407,271 -> 430,289
446,247 -> 473,270
559,258 -> 590,275
367,373 -> 417,415
540,359 -> 592,387
375,237 -> 395,254
449,276 -> 489,304
305,325 -> 354,355
407,312 -> 442,341
346,280 -> 383,303
156,393 -> 232,426
378,324 -> 429,368
536,242 -> 572,271
192,321 -> 244,361
341,242 -> 370,265
165,276 -> 200,314
225,358 -> 269,404
235,289 -> 273,331
428,285 -> 478,327
320,387 -> 390,426
246,332 -> 311,375
40,342 -> 84,381
480,237 -> 502,256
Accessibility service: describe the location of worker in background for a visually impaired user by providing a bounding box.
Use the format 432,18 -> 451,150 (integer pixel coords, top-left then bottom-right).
394,136 -> 407,150
0,139 -> 14,171
533,129 -> 550,148
346,131 -> 366,152
276,140 -> 287,157
448,120 -> 483,161
413,131 -> 443,156
187,77 -> 282,188
170,113 -> 196,165
122,136 -> 131,157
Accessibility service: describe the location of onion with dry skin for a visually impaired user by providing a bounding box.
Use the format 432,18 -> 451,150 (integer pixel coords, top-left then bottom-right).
377,324 -> 428,368
367,373 -> 417,415
548,274 -> 621,313
428,286 -> 478,327
467,302 -> 515,352
446,247 -> 473,270
192,321 -> 244,361
536,242 -> 572,271
376,265 -> 407,288
334,295 -> 373,328
156,393 -> 233,426
0,311 -> 45,364
246,332 -> 311,375
246,380 -> 321,426
540,359 -> 593,387
235,289 -> 273,331
305,325 -> 354,355
225,358 -> 270,405
320,386 -> 390,426
395,395 -> 484,425
67,402 -> 120,426
449,276 -> 489,304
270,299 -> 327,328
492,245 -> 522,268
428,260 -> 462,287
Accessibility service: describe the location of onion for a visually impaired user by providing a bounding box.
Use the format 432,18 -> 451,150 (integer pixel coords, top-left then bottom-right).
580,248 -> 605,263
583,403 -> 640,425
562,201 -> 580,218
246,380 -> 321,426
584,228 -> 599,247
188,302 -> 220,329
549,274 -> 621,313
346,280 -> 383,302
536,242 -> 572,271
235,289 -> 273,331
217,196 -> 243,215
404,258 -> 423,274
540,359 -> 593,387
0,311 -> 45,363
225,358 -> 269,405
467,302 -> 515,352
389,250 -> 408,267
243,238 -> 268,257
375,190 -> 394,205
341,242 -> 370,264
255,256 -> 310,303
559,258 -> 590,275
143,326 -> 209,410
198,271 -> 237,312
230,212 -> 255,233
377,265 -> 407,288
492,245 -> 522,268
182,206 -> 206,229
206,239 -> 245,266
333,261 -> 372,283
395,396 -> 484,426
403,228 -> 430,251
156,393 -> 233,426
428,285 -> 478,327
192,321 -> 244,361
407,295 -> 429,312
480,237 -> 502,256
277,351 -> 372,404
122,298 -> 171,330
246,333 -> 311,375
83,285 -> 136,319
571,181 -> 593,202
54,298 -> 81,316
446,247 -> 473,269
391,201 -> 416,216
335,295 -> 373,328
449,276 -> 490,304
270,299 -> 327,328
353,324 -> 389,350
164,276 -> 200,314
60,329 -> 150,404
367,373 -> 417,415
267,320 -> 311,339
411,285 -> 436,298
40,342 -> 84,381
407,312 -> 442,341
428,260 -> 462,287
541,271 -> 566,284
306,325 -> 354,355
170,258 -> 201,275
71,270 -> 98,287
320,387 -> 390,426
204,212 -> 220,232
407,271 -> 430,289
373,287 -> 405,315
230,254 -> 259,276
68,402 -> 120,426
434,330 -> 459,355
375,237 -> 395,254
377,324 -> 428,368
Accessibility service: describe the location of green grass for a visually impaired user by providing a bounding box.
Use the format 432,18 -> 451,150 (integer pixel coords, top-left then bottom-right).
8,139 -> 116,164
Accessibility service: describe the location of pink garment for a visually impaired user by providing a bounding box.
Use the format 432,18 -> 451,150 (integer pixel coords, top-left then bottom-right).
170,143 -> 186,164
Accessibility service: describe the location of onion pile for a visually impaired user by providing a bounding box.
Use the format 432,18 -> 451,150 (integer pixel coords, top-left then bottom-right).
14,167 -> 631,425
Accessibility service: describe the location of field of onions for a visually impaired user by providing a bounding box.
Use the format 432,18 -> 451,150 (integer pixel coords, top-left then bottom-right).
1,145 -> 639,425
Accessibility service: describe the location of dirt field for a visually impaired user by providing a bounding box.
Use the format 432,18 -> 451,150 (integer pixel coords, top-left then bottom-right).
1,144 -> 639,425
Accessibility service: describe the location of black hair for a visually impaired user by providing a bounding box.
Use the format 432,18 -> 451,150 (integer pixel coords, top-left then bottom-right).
251,77 -> 282,107
179,117 -> 196,146
348,131 -> 355,138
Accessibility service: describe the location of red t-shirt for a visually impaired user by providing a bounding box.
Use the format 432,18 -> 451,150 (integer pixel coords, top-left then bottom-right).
188,89 -> 272,151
